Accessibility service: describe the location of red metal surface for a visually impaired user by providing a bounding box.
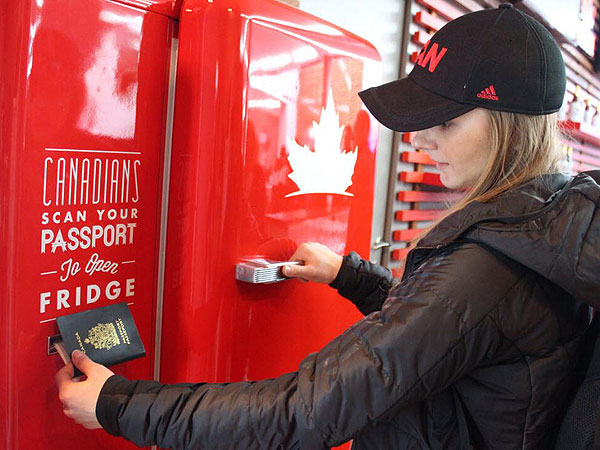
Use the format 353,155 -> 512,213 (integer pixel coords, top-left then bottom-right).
395,209 -> 443,221
392,229 -> 424,241
161,0 -> 380,389
391,248 -> 410,261
402,132 -> 416,143
414,10 -> 448,32
560,120 -> 600,148
401,150 -> 436,165
572,151 -> 600,167
397,190 -> 463,202
455,0 -> 483,12
562,138 -> 600,157
0,0 -> 173,448
399,171 -> 444,187
391,266 -> 405,278
412,30 -> 433,45
415,0 -> 464,21
113,0 -> 184,19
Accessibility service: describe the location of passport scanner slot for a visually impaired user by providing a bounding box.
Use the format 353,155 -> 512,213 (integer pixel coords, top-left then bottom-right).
47,334 -> 63,356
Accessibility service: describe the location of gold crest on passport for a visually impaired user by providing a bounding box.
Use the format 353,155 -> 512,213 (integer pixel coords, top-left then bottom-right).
56,302 -> 145,377
85,322 -> 121,350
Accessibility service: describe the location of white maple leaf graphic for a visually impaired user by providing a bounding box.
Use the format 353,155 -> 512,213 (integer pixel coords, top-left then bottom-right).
286,90 -> 358,197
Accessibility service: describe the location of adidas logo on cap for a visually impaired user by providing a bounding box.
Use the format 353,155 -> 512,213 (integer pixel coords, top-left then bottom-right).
477,85 -> 499,101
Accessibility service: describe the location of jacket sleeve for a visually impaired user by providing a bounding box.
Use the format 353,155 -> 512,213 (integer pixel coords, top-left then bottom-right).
329,251 -> 394,315
96,243 -> 522,449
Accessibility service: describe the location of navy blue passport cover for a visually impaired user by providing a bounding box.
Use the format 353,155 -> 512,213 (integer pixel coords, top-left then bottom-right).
56,302 -> 145,377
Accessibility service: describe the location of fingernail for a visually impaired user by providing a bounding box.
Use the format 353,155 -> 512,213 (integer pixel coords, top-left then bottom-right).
282,266 -> 289,275
72,350 -> 83,360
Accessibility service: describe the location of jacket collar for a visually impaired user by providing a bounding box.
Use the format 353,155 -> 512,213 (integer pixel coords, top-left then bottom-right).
414,170 -> 600,308
416,172 -> 573,248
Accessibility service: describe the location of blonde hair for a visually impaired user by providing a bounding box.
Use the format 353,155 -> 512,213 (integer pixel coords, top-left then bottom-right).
415,110 -> 564,244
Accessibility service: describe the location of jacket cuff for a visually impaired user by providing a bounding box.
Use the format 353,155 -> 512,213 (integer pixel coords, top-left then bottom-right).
96,374 -> 131,436
329,252 -> 361,290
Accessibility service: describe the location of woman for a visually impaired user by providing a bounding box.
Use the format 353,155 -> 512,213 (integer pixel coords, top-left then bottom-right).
56,4 -> 600,449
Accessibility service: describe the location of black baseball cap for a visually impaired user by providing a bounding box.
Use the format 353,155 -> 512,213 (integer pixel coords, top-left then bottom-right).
359,3 -> 566,132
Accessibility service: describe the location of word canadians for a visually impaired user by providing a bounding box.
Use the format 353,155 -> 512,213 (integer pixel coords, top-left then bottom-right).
43,156 -> 140,207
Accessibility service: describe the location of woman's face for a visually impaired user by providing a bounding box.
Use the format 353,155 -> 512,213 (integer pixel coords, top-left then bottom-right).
411,108 -> 492,190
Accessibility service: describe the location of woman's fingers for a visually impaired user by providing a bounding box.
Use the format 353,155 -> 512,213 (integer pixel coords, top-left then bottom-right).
285,242 -> 342,284
282,263 -> 304,278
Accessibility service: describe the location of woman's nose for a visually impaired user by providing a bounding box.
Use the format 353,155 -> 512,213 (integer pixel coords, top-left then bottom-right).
411,129 -> 436,150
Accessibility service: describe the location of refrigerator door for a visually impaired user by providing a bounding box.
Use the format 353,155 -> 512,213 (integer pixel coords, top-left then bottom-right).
161,0 -> 381,442
0,0 -> 175,448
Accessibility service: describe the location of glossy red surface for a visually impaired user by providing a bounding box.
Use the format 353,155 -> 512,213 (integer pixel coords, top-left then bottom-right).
0,0 -> 173,448
1,0 -> 382,446
112,0 -> 184,19
161,0 -> 381,436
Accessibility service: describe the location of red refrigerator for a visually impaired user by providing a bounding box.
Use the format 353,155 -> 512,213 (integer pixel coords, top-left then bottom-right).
0,0 -> 381,448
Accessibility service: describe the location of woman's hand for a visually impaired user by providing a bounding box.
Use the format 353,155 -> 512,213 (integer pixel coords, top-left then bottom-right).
55,350 -> 115,429
282,242 -> 343,284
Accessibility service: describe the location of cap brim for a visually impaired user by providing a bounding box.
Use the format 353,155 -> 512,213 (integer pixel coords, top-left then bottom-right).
358,77 -> 476,132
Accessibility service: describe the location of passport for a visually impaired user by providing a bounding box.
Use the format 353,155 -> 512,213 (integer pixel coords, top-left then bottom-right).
56,302 -> 146,377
